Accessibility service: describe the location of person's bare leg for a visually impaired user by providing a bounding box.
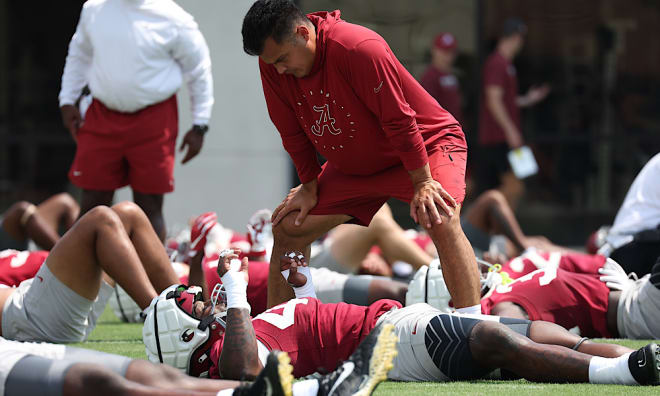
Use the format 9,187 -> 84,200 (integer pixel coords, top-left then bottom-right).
269,211 -> 350,307
464,189 -> 529,253
111,201 -> 179,292
527,320 -> 632,358
367,204 -> 433,270
469,321 -> 592,382
125,360 -> 239,393
329,223 -> 378,272
2,201 -> 60,249
63,363 -> 222,396
79,189 -> 115,217
498,171 -> 524,210
36,192 -> 80,234
133,191 -> 166,242
46,206 -> 157,309
426,204 -> 481,308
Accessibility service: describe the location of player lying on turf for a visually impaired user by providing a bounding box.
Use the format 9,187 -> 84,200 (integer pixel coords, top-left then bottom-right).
0,201 -> 181,343
0,335 -> 301,396
144,250 -> 660,386
475,251 -> 660,339
1,192 -> 79,250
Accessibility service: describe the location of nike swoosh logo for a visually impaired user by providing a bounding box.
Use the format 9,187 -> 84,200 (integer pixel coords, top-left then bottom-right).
37,276 -> 43,283
328,361 -> 355,396
373,81 -> 384,93
412,322 -> 418,335
638,349 -> 647,367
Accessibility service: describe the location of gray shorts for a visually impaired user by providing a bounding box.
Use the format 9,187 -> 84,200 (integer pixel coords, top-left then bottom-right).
2,263 -> 114,343
311,267 -> 376,305
3,345 -> 131,396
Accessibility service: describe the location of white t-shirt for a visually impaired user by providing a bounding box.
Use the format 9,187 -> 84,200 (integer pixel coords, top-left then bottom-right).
59,0 -> 213,124
606,153 -> 660,248
0,337 -> 66,395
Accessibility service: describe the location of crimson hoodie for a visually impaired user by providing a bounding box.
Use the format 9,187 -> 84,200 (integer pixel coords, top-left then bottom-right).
259,11 -> 465,184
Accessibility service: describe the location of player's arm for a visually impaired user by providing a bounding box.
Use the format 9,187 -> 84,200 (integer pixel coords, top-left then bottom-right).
280,250 -> 316,297
216,250 -> 263,379
485,85 -> 522,148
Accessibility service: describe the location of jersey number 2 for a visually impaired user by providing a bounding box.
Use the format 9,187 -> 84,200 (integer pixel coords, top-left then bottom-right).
256,299 -> 308,330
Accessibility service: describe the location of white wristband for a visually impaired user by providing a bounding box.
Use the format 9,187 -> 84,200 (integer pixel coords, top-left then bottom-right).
220,262 -> 250,313
281,266 -> 316,299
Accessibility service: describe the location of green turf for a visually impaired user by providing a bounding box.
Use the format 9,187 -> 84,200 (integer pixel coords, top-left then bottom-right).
76,307 -> 660,394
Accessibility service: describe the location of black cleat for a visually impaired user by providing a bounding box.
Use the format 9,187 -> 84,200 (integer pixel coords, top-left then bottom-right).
628,343 -> 660,385
317,323 -> 397,396
235,351 -> 294,396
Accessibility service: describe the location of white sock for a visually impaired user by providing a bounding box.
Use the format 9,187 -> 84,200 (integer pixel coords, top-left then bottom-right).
217,389 -> 234,396
456,304 -> 481,315
588,353 -> 637,384
292,379 -> 320,396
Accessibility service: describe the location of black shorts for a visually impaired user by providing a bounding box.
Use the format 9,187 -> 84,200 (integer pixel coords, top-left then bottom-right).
476,143 -> 511,192
424,314 -> 530,380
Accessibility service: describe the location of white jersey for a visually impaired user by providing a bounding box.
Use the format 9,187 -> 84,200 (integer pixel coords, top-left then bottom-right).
0,337 -> 66,395
607,153 -> 660,249
59,0 -> 213,124
617,275 -> 660,339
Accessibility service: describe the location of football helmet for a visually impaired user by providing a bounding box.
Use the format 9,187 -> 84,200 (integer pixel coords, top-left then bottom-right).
405,259 -> 452,312
142,284 -> 227,377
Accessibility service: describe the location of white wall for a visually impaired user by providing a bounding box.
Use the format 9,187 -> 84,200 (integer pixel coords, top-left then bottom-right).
117,0 -> 291,233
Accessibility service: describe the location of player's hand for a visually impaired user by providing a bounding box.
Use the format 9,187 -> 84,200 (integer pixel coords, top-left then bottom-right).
190,212 -> 218,254
272,182 -> 318,227
410,179 -> 457,229
598,258 -> 634,291
179,128 -> 205,164
216,249 -> 249,283
525,83 -> 551,106
280,250 -> 308,287
60,105 -> 82,143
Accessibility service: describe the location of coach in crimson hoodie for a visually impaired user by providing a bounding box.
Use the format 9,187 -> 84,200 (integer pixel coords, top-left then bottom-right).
241,0 -> 481,313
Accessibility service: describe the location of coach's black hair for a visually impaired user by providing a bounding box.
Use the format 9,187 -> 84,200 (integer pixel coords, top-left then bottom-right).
242,0 -> 309,56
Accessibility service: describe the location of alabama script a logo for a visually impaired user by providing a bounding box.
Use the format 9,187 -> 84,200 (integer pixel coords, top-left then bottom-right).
311,104 -> 342,136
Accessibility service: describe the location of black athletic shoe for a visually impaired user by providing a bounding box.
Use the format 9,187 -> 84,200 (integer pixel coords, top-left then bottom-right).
318,323 -> 397,396
628,343 -> 660,385
234,351 -> 294,396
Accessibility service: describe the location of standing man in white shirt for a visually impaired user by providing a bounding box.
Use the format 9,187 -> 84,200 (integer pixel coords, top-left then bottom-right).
58,0 -> 214,241
601,152 -> 660,275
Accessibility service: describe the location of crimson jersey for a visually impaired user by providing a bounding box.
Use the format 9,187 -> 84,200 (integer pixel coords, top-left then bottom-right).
501,251 -> 606,279
0,250 -> 48,287
202,255 -> 269,316
209,297 -> 400,378
482,254 -> 612,337
260,11 -> 463,184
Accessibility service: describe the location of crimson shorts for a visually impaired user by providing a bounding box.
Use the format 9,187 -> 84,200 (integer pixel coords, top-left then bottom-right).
309,143 -> 467,226
69,96 -> 178,194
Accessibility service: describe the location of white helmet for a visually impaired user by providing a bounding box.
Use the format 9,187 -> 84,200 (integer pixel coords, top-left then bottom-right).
142,284 -> 227,377
109,285 -> 143,323
405,259 -> 452,312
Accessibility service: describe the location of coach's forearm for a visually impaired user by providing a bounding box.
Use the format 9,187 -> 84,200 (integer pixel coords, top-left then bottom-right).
218,308 -> 262,380
408,163 -> 433,188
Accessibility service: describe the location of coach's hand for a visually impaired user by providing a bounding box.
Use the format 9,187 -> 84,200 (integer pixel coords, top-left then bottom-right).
180,128 -> 205,164
272,180 -> 318,227
410,179 -> 457,229
60,105 -> 82,143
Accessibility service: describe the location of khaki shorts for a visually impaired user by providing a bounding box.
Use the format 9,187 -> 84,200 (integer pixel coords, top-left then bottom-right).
2,263 -> 113,343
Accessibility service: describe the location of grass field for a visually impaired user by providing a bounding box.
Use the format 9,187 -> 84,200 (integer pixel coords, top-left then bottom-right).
76,308 -> 660,395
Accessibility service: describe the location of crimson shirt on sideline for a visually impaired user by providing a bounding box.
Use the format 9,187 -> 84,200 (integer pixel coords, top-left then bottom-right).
259,11 -> 463,184
478,52 -> 520,145
419,66 -> 463,125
